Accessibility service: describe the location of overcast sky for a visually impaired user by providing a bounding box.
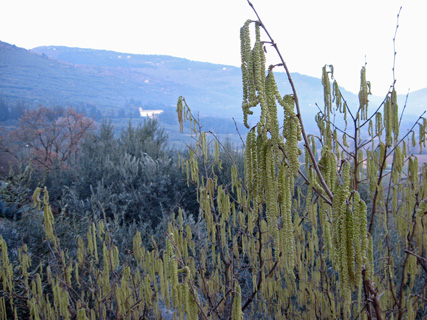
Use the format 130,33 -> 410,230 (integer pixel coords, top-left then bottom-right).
1,0 -> 426,95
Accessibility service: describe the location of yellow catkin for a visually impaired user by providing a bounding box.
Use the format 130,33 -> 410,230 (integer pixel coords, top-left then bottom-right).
282,168 -> 295,272
0,237 -> 14,303
252,22 -> 267,129
166,234 -> 179,308
358,66 -> 369,120
384,95 -> 393,146
391,89 -> 399,143
322,65 -> 332,115
91,224 -> 98,263
419,120 -> 426,153
41,188 -> 55,242
240,19 -> 254,128
265,143 -> 279,257
132,231 -> 143,263
177,97 -> 184,132
0,297 -> 6,320
352,193 -> 362,277
375,112 -> 383,138
333,80 -> 341,110
32,187 -> 43,209
378,142 -> 386,166
231,281 -> 244,320
77,308 -> 88,320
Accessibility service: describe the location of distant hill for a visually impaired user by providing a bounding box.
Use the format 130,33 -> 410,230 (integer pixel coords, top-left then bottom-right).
0,41 -> 191,114
1,41 -> 426,127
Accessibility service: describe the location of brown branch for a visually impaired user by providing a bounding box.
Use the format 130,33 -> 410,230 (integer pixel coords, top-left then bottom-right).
232,117 -> 246,147
404,250 -> 427,263
277,142 -> 332,206
362,268 -> 384,320
207,289 -> 232,318
241,217 -> 280,312
246,0 -> 333,202
241,216 -> 263,311
368,143 -> 388,234
188,278 -> 210,320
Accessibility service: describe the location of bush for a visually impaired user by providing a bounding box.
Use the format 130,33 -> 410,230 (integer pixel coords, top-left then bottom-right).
58,119 -> 197,228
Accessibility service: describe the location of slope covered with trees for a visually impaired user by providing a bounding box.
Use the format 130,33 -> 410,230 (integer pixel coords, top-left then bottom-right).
2,41 -> 425,123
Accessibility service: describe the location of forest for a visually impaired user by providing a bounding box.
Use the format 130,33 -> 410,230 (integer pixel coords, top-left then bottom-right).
1,2 -> 427,320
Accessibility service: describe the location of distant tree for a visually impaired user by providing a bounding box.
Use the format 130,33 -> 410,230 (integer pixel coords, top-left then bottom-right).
120,118 -> 168,159
74,104 -> 87,116
124,98 -> 136,108
8,102 -> 26,120
0,98 -> 9,121
159,109 -> 178,125
131,108 -> 140,118
2,106 -> 94,170
116,108 -> 126,118
86,103 -> 102,120
53,105 -> 65,117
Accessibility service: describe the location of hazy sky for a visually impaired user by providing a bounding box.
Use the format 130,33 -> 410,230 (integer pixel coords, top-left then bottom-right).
1,0 -> 426,95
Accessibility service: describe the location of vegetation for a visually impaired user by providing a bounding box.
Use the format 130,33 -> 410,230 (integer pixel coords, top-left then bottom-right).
1,2 -> 427,320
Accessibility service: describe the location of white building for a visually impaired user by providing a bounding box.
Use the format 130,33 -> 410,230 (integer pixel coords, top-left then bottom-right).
139,107 -> 163,119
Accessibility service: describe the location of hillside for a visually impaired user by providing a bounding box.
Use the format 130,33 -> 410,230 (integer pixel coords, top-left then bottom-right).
0,42 -> 324,120
1,41 -> 425,126
0,41 -> 189,114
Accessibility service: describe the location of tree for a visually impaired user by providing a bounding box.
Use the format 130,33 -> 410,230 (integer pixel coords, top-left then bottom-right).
120,118 -> 169,160
1,106 -> 94,170
0,98 -> 9,122
8,102 -> 26,120
60,119 -> 197,228
116,108 -> 126,118
169,5 -> 427,319
86,103 -> 102,120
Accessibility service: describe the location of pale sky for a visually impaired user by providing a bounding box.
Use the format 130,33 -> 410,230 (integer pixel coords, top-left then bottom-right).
1,0 -> 426,95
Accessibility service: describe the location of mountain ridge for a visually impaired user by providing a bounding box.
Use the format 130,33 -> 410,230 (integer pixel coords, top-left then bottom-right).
1,41 -> 425,124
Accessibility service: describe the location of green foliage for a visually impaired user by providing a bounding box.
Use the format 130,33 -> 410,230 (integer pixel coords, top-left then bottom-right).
0,164 -> 32,220
0,189 -> 152,319
0,186 -> 201,319
59,119 -> 196,227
